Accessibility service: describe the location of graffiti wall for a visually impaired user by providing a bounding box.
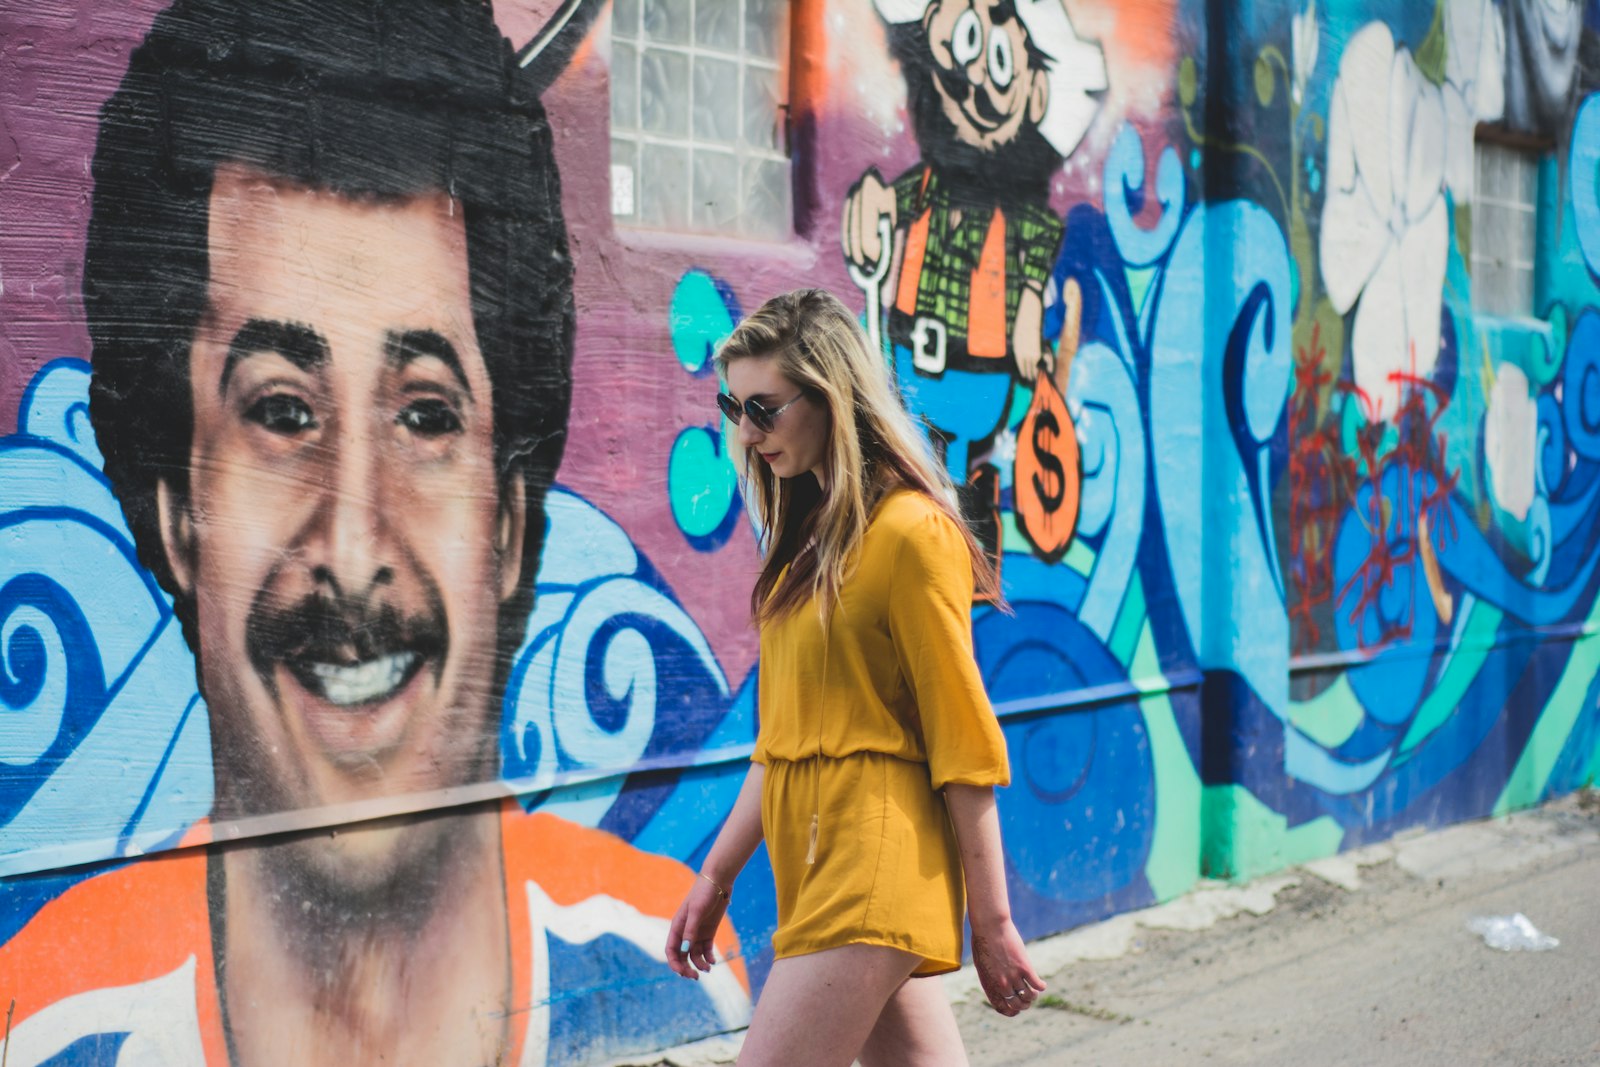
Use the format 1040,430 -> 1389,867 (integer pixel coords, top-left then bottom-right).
1,0 -> 1597,1062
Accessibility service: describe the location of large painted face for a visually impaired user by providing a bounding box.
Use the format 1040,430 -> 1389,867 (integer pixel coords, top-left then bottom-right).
164,163 -> 523,877
923,0 -> 1050,151
725,355 -> 833,484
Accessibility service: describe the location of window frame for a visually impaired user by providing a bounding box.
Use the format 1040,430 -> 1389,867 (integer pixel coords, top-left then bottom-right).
607,0 -> 799,244
1468,124 -> 1553,323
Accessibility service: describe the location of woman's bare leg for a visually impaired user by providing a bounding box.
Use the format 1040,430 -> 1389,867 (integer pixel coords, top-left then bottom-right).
857,974 -> 970,1067
737,945 -> 922,1067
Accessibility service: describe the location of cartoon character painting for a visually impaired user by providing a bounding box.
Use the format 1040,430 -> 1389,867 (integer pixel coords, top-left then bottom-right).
842,0 -> 1106,557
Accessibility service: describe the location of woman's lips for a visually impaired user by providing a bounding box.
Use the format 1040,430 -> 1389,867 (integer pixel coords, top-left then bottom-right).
760,451 -> 780,463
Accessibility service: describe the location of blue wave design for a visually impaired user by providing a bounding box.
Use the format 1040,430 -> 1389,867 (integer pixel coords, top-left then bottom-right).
501,488 -> 740,830
0,360 -> 211,876
1149,200 -> 1293,717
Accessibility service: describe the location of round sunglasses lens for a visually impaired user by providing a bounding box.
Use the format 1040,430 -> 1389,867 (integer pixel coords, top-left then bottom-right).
746,404 -> 775,433
716,393 -> 742,423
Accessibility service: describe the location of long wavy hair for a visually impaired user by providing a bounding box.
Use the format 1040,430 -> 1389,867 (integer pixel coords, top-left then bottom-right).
715,289 -> 999,624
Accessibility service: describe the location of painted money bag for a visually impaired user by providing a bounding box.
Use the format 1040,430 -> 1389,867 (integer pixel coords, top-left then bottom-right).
1013,357 -> 1080,563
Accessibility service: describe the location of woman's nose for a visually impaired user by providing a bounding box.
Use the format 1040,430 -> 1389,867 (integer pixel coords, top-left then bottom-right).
737,417 -> 764,447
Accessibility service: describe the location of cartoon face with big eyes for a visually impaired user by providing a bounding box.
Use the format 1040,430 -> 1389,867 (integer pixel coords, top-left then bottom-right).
922,0 -> 1050,151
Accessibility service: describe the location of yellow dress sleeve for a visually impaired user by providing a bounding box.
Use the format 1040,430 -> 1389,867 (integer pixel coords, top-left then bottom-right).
886,510 -> 1011,789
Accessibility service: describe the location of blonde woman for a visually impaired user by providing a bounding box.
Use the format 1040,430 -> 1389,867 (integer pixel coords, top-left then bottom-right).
665,289 -> 1043,1065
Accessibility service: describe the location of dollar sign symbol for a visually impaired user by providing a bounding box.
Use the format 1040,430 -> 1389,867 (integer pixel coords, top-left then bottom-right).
1031,408 -> 1066,513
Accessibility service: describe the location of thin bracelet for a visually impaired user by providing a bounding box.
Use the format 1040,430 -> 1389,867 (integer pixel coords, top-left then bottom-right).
697,871 -> 731,901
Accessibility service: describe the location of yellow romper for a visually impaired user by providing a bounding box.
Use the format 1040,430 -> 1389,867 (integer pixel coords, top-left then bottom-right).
753,489 -> 1010,976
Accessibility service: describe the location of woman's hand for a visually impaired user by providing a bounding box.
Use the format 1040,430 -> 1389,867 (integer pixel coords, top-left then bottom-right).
665,875 -> 731,980
942,784 -> 1045,1016
970,916 -> 1046,1017
664,762 -> 764,979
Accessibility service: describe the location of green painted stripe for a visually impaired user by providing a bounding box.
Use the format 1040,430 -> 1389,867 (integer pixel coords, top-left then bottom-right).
999,511 -> 1031,555
997,517 -> 1097,576
1287,672 -> 1364,749
1109,573 -> 1147,669
1063,535 -> 1096,576
1135,618 -> 1201,901
1125,265 -> 1157,318
1202,783 -> 1345,882
1493,619 -> 1600,816
1399,598 -> 1504,755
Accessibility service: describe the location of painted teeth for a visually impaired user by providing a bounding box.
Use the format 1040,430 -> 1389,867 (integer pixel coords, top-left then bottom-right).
306,652 -> 417,706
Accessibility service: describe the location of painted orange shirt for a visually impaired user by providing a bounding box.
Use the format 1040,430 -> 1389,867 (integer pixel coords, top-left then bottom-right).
0,801 -> 748,1067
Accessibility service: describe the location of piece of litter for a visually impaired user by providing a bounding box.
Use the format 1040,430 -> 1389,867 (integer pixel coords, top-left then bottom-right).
1466,913 -> 1559,952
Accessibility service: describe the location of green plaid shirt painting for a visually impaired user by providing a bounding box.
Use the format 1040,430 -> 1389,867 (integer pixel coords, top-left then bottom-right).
891,166 -> 1063,350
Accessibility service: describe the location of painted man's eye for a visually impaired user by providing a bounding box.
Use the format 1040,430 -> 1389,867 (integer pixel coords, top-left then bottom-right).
245,393 -> 316,435
398,397 -> 463,438
988,30 -> 1014,89
951,9 -> 982,65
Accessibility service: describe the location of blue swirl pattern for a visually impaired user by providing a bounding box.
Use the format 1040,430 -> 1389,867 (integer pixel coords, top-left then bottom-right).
501,489 -> 739,829
0,360 -> 211,877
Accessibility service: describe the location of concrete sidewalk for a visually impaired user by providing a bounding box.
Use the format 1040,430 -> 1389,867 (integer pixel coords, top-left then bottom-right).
641,789 -> 1599,1067
950,790 -> 1600,1066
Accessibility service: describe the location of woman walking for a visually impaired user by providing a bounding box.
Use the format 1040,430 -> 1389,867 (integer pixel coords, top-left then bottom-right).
665,289 -> 1043,1066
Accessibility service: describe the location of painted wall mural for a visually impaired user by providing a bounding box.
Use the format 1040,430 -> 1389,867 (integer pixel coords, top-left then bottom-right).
2,0 -> 1599,1063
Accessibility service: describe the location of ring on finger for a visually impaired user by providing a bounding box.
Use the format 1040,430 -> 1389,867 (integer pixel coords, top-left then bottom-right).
679,940 -> 691,954
1002,993 -> 1018,1000
1014,988 -> 1029,997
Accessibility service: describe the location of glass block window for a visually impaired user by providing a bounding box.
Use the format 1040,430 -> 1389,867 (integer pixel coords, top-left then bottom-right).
611,0 -> 791,240
1472,140 -> 1539,318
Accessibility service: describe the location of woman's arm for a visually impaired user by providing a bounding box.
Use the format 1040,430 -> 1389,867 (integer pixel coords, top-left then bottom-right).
665,761 -> 766,979
944,782 -> 1045,1016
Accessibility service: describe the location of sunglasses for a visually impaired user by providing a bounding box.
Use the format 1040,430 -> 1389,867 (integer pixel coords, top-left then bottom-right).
716,391 -> 804,433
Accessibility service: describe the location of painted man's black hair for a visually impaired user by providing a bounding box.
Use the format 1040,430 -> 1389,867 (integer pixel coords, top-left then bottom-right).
85,0 -> 575,668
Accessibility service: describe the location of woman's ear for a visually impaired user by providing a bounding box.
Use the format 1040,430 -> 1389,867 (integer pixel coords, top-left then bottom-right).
156,478 -> 197,597
497,475 -> 528,603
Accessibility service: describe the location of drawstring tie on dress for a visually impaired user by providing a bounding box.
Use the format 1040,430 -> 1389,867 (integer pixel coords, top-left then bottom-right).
807,613 -> 832,866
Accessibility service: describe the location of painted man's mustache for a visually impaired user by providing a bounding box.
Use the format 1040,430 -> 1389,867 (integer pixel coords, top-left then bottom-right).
246,587 -> 448,703
934,61 -> 971,106
932,63 -> 1005,128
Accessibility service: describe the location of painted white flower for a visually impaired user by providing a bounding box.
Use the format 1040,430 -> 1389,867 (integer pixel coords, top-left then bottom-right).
1320,23 -> 1449,420
1485,363 -> 1538,521
1443,0 -> 1508,199
1292,0 -> 1319,107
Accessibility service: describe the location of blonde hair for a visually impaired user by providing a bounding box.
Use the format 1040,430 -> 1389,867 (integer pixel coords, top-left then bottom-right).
715,288 -> 999,624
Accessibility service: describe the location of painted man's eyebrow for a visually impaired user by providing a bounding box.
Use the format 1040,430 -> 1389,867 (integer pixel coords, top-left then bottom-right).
219,319 -> 329,395
385,329 -> 474,398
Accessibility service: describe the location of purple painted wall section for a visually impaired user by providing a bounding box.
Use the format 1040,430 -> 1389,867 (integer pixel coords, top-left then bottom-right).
0,2 -> 170,433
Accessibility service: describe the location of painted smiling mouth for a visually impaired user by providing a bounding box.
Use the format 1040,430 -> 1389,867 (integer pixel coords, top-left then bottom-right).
961,101 -> 1003,132
288,651 -> 424,707
247,586 -> 448,713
